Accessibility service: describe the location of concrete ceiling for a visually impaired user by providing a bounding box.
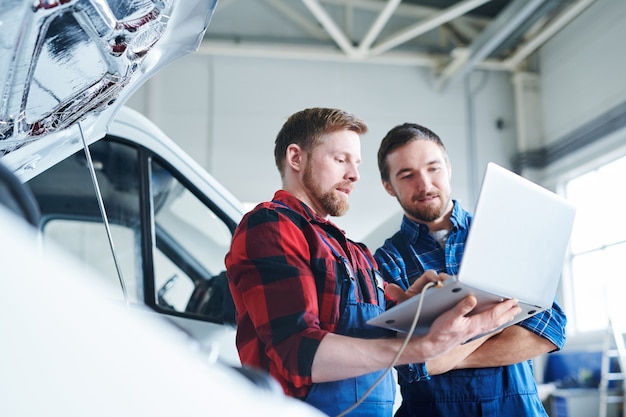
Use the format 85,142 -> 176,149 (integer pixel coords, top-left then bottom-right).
201,0 -> 595,90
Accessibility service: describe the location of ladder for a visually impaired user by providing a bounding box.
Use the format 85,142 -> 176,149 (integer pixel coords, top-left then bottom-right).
599,313 -> 626,417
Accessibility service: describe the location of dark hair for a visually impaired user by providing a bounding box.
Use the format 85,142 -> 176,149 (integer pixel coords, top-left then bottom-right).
274,108 -> 368,176
377,123 -> 447,182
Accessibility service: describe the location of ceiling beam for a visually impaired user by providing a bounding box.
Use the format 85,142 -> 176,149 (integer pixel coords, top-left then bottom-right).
197,38 -> 509,71
369,0 -> 493,56
321,0 -> 489,25
435,0 -> 546,91
265,0 -> 330,40
197,39 -> 435,66
300,0 -> 357,57
199,0 -> 590,81
503,0 -> 597,70
357,0 -> 401,54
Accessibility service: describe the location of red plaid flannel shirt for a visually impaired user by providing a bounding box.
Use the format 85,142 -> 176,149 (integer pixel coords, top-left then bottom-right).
225,190 -> 382,398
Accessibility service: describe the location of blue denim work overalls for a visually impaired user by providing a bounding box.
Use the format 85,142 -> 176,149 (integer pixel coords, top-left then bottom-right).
395,363 -> 547,417
304,236 -> 396,417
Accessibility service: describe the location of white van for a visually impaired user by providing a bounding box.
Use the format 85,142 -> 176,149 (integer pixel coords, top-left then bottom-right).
13,106 -> 245,365
0,1 -> 324,415
0,200 -> 321,417
0,0 -> 246,366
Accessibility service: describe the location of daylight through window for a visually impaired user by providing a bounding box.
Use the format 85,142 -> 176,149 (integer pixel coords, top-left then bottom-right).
564,155 -> 626,334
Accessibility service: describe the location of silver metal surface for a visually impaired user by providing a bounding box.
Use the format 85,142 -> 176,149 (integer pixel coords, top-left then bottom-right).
0,0 -> 217,156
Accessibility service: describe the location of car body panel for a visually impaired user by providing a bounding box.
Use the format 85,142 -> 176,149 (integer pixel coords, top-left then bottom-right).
21,106 -> 246,365
0,0 -> 216,161
1,1 -> 246,363
0,204 -> 324,417
0,2 -> 324,414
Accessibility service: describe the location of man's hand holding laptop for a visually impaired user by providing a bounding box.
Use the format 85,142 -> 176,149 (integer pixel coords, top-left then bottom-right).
384,270 -> 447,303
384,269 -> 521,353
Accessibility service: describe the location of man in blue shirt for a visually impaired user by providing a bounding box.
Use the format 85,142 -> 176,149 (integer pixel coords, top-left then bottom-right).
374,123 -> 567,417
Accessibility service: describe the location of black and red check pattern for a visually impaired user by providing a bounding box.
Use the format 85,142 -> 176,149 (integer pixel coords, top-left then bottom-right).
226,190 -> 383,398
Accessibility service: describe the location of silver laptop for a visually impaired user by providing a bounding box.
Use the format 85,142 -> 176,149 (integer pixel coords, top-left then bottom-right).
367,162 -> 576,339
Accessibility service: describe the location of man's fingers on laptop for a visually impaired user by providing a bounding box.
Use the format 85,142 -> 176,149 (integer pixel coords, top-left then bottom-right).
450,296 -> 520,333
385,283 -> 408,303
496,298 -> 521,325
386,271 -> 443,303
455,294 -> 478,315
437,272 -> 452,282
426,296 -> 483,351
477,298 -> 521,331
405,270 -> 444,298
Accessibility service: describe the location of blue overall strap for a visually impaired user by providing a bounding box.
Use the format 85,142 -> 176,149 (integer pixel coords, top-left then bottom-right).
271,200 -> 395,416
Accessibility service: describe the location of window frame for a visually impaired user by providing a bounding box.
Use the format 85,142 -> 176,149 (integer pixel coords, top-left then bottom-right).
30,134 -> 239,325
128,137 -> 239,321
546,135 -> 626,345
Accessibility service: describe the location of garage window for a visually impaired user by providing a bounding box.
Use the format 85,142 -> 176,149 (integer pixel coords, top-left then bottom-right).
563,154 -> 626,334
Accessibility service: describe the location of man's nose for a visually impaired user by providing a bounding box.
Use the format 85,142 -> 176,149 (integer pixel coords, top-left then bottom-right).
415,173 -> 432,193
347,163 -> 360,182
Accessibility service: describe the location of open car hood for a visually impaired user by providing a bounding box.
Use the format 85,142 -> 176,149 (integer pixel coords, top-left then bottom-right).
0,0 -> 216,173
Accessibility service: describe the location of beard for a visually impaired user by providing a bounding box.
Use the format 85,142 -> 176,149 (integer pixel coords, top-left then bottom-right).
402,193 -> 451,223
303,163 -> 350,217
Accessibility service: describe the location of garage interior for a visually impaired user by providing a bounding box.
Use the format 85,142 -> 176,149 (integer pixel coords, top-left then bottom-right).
121,1 -> 626,416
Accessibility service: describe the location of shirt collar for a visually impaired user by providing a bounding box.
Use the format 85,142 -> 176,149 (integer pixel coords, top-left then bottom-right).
400,200 -> 468,244
450,200 -> 471,229
271,190 -> 344,231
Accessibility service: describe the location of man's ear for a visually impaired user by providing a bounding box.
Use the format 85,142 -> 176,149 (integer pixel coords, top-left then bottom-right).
382,180 -> 396,197
286,144 -> 304,172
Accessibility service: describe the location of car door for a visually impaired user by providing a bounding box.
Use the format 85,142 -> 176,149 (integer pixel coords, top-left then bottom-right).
27,133 -> 242,363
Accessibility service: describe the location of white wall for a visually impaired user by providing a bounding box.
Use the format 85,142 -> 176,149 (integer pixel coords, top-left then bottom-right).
127,55 -> 517,248
539,0 -> 626,151
125,0 -> 626,249
535,0 -> 626,348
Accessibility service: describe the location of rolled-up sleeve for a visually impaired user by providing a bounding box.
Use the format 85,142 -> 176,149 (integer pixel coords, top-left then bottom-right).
517,300 -> 567,351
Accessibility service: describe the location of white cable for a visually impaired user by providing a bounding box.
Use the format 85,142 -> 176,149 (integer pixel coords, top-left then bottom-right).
78,122 -> 129,307
335,281 -> 438,417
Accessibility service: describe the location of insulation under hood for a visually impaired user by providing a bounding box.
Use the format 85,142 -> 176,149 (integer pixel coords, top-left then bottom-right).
0,0 -> 216,165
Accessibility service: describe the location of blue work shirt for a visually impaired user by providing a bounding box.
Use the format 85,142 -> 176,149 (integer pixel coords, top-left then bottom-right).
374,201 -> 567,417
